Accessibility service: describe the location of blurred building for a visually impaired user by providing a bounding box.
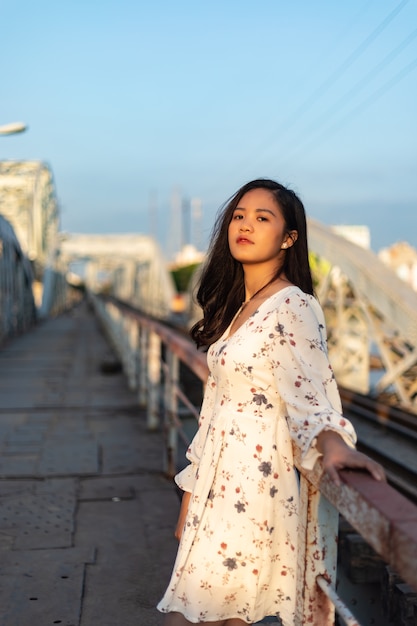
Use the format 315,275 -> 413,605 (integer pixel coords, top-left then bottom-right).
378,241 -> 417,292
172,243 -> 205,267
331,224 -> 371,249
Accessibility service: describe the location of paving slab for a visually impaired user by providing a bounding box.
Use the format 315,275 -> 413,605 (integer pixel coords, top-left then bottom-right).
0,563 -> 87,626
0,302 -> 179,626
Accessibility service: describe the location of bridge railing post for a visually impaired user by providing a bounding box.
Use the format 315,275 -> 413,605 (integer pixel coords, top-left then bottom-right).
108,302 -> 123,355
163,349 -> 179,478
138,325 -> 148,407
118,313 -> 127,376
295,470 -> 339,626
124,315 -> 138,391
147,330 -> 161,431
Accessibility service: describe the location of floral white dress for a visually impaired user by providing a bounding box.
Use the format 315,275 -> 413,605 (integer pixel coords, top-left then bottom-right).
157,286 -> 356,625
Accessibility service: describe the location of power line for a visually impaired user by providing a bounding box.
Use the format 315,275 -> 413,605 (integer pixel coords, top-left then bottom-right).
275,26 -> 417,163
315,54 -> 417,143
197,1 -> 415,219
288,0 -> 411,124
282,53 -> 417,162
226,0 -> 411,183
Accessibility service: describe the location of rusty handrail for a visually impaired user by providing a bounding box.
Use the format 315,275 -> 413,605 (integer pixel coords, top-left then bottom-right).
314,462 -> 417,591
104,295 -> 209,381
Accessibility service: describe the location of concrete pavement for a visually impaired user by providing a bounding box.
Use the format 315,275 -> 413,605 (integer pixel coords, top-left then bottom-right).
0,301 -> 179,626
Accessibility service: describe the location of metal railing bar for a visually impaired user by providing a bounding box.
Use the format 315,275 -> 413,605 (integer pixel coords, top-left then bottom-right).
316,576 -> 361,626
161,360 -> 201,422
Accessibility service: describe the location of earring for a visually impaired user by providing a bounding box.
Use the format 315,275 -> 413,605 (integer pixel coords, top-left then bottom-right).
282,243 -> 287,249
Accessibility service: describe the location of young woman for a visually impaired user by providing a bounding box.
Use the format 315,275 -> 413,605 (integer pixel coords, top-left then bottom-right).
157,179 -> 385,626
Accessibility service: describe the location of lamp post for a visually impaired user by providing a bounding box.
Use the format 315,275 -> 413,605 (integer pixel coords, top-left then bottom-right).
0,122 -> 27,135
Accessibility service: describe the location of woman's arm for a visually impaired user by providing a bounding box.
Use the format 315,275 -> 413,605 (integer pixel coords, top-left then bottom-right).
272,293 -> 385,482
272,294 -> 356,469
317,429 -> 386,486
174,491 -> 191,541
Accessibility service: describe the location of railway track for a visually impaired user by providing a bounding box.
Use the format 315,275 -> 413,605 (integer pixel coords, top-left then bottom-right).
340,388 -> 417,504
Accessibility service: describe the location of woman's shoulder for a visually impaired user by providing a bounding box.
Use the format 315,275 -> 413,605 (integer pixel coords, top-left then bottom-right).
266,286 -> 325,324
267,284 -> 315,306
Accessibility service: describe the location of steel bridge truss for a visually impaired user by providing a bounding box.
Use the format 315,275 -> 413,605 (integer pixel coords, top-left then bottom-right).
59,233 -> 177,320
0,215 -> 36,342
309,219 -> 417,412
0,160 -> 59,273
0,160 -> 75,318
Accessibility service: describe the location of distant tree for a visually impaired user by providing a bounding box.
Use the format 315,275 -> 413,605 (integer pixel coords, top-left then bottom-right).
309,252 -> 331,289
171,263 -> 201,292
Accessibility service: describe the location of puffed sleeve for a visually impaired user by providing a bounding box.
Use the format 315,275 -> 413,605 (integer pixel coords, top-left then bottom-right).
272,290 -> 357,470
174,371 -> 216,492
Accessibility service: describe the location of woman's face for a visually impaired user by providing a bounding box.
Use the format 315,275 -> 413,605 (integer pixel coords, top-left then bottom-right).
228,188 -> 293,266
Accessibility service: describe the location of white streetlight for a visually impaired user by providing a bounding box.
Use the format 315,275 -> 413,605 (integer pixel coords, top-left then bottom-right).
0,122 -> 27,135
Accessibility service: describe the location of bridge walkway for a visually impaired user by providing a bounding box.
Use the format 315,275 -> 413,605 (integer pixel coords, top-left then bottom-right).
0,302 -> 179,626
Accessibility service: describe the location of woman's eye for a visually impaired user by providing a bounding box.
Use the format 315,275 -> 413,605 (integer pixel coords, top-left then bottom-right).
257,216 -> 268,222
234,214 -> 243,220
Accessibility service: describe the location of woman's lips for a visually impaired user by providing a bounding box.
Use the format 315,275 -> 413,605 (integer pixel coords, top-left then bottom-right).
236,237 -> 254,244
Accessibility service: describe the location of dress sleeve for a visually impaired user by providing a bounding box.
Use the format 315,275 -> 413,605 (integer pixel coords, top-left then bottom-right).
174,371 -> 216,492
272,291 -> 357,470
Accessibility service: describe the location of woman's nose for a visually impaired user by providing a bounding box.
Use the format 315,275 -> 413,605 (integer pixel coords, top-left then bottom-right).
239,218 -> 253,231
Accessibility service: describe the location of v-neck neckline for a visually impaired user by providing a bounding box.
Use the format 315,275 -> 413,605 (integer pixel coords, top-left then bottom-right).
222,285 -> 297,342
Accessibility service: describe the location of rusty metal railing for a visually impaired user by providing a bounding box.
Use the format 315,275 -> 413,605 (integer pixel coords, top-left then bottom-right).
89,292 -> 417,626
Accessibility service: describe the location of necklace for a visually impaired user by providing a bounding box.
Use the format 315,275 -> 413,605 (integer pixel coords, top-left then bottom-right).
238,276 -> 277,317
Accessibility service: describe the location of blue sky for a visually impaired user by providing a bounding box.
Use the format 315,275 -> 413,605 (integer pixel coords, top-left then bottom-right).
1,0 -> 416,255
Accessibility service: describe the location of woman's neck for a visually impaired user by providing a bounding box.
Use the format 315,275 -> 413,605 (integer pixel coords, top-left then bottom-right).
243,266 -> 282,301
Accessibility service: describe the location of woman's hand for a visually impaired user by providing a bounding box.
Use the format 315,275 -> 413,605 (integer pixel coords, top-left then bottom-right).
317,430 -> 386,486
175,491 -> 191,541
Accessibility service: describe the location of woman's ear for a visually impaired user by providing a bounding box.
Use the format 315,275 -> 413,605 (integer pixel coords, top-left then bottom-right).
282,231 -> 298,249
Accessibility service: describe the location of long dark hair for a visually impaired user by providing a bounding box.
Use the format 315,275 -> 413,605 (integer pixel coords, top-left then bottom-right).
190,178 -> 314,348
